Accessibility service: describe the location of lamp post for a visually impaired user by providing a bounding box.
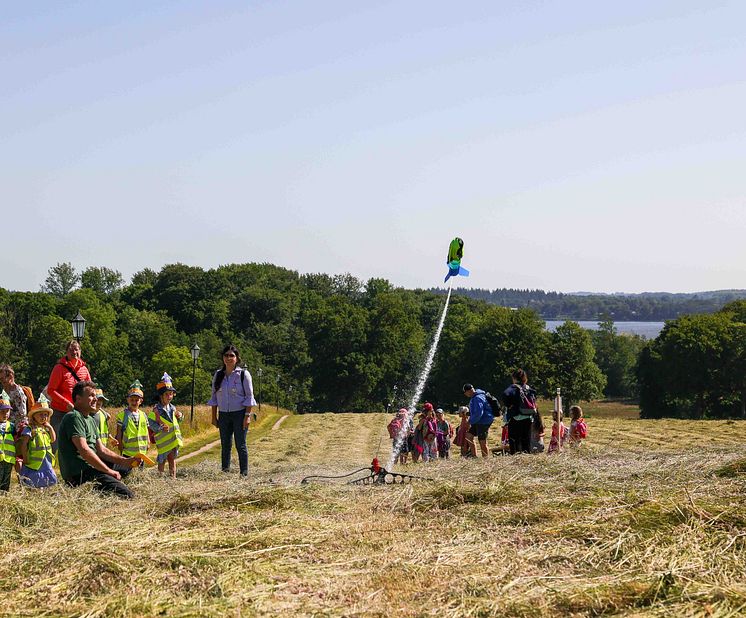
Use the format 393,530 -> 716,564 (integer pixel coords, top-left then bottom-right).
257,367 -> 262,411
276,373 -> 280,412
71,311 -> 86,341
288,385 -> 293,412
189,343 -> 201,424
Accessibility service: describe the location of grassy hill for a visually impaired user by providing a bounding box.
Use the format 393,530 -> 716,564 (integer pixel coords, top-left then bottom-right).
2,405 -> 745,617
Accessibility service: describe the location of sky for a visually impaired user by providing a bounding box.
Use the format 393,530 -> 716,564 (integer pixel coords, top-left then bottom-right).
3,1 -> 746,294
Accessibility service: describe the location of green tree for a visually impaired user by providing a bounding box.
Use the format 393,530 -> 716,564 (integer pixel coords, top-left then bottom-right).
592,317 -> 645,398
301,295 -> 377,411
546,321 -> 606,411
81,267 -> 124,295
148,346 -> 213,407
26,314 -> 72,392
460,307 -> 549,399
654,314 -> 734,418
366,290 -> 426,409
42,262 -> 79,297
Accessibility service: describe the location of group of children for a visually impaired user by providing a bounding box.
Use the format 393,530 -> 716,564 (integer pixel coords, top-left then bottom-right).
0,391 -> 58,491
388,402 -> 588,462
388,402 -> 455,464
0,372 -> 185,491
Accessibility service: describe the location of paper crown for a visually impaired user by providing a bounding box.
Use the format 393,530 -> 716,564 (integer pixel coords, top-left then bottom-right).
0,390 -> 11,410
29,393 -> 53,418
156,372 -> 176,393
127,380 -> 144,399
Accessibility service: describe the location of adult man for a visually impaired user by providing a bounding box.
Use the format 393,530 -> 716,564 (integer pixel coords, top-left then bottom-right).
57,380 -> 134,498
463,383 -> 494,458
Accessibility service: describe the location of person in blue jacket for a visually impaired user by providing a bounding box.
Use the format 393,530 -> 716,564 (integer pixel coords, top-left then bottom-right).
463,383 -> 493,458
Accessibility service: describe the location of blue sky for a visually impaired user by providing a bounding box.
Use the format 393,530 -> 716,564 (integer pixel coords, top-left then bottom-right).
3,1 -> 745,293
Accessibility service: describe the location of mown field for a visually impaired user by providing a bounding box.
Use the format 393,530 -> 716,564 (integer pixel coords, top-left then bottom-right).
1,402 -> 745,617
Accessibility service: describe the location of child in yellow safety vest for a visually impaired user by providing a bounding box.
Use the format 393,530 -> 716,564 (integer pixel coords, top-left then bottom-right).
116,381 -> 150,460
0,391 -> 16,491
148,372 -> 183,477
17,394 -> 58,488
93,384 -> 117,450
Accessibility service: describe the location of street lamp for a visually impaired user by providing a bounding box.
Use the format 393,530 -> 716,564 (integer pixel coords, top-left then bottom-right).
257,367 -> 262,411
276,373 -> 280,412
71,311 -> 86,341
288,385 -> 294,412
189,343 -> 200,424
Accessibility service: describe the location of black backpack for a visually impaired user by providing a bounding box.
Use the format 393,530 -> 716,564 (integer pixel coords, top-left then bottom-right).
484,392 -> 502,416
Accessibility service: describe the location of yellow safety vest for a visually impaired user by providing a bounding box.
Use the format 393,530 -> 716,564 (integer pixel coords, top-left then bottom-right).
147,408 -> 183,456
94,410 -> 110,448
118,409 -> 149,457
25,427 -> 52,471
0,421 -> 16,464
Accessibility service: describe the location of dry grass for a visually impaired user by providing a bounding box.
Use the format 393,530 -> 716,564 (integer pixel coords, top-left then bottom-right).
2,402 -> 745,617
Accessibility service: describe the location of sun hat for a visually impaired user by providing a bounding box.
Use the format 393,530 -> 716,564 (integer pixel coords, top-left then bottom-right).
0,390 -> 11,411
156,372 -> 177,395
29,393 -> 53,420
127,380 -> 144,399
94,384 -> 109,402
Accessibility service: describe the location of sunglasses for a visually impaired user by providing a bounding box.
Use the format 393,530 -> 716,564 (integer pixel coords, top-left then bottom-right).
223,353 -> 236,358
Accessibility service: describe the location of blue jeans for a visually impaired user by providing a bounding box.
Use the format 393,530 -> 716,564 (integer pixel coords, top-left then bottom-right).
218,411 -> 248,475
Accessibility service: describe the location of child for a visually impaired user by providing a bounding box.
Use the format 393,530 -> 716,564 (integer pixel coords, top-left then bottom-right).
116,380 -> 150,459
387,408 -> 408,465
147,373 -> 183,477
453,406 -> 471,457
421,404 -> 438,462
0,392 -> 16,491
548,407 -> 568,454
530,411 -> 545,453
411,411 -> 426,463
93,384 -> 117,450
17,395 -> 57,488
435,408 -> 452,459
569,405 -> 588,446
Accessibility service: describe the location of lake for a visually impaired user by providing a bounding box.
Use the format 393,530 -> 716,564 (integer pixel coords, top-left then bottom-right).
544,320 -> 664,339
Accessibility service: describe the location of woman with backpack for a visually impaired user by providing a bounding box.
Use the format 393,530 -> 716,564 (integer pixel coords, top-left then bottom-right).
208,344 -> 256,477
502,369 -> 537,455
46,340 -> 92,452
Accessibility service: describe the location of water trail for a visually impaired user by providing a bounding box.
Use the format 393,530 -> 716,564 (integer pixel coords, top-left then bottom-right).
386,283 -> 453,470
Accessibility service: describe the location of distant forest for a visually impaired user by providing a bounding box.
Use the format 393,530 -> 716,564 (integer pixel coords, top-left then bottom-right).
429,288 -> 746,321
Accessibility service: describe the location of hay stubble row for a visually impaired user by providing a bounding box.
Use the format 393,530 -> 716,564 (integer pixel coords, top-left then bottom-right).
1,407 -> 745,617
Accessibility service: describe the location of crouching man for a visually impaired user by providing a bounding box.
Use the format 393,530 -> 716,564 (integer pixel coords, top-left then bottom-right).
57,380 -> 135,499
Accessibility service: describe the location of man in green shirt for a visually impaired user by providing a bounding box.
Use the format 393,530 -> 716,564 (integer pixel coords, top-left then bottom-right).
58,380 -> 135,498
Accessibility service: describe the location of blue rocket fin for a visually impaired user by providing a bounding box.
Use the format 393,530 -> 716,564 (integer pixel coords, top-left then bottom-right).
458,266 -> 469,277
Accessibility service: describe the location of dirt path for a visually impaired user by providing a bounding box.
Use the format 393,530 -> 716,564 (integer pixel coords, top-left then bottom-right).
272,415 -> 289,430
177,414 -> 292,464
175,439 -> 220,463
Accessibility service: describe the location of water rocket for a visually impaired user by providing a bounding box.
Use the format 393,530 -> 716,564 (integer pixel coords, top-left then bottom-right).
444,237 -> 469,283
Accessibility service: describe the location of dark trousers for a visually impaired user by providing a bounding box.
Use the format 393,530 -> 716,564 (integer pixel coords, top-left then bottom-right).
508,417 -> 532,454
65,468 -> 134,499
218,411 -> 248,475
51,410 -> 66,453
0,461 -> 12,491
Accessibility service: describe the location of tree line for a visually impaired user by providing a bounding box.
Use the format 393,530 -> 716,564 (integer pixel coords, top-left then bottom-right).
2,262 -> 653,413
432,287 -> 746,321
637,301 -> 746,418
